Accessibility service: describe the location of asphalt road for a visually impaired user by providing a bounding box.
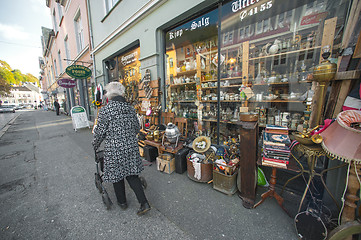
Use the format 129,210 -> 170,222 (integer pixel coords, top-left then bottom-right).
0,110 -> 298,240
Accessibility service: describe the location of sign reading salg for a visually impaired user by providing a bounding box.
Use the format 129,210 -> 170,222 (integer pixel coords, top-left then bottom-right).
66,65 -> 92,79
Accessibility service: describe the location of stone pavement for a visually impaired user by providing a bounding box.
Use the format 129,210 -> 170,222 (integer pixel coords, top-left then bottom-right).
0,109 -> 298,240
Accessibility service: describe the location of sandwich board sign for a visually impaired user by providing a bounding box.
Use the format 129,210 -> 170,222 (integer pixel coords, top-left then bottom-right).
70,106 -> 90,131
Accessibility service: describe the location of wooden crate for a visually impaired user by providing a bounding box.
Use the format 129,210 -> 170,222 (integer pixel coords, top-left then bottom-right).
156,157 -> 175,174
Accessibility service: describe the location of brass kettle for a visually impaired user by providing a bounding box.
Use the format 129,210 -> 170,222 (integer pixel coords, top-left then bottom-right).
313,52 -> 337,83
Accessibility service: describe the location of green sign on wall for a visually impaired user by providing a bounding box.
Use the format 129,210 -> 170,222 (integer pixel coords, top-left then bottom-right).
66,65 -> 92,79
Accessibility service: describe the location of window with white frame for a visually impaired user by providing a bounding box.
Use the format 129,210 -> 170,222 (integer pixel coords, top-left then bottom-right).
58,50 -> 63,73
52,59 -> 58,79
52,9 -> 58,33
105,0 -> 120,14
64,35 -> 71,65
57,3 -> 63,23
74,11 -> 85,53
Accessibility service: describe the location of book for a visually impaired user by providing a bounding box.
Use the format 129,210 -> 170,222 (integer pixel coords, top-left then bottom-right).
264,144 -> 291,152
261,159 -> 287,169
263,151 -> 290,161
263,131 -> 291,147
262,156 -> 289,164
265,124 -> 289,134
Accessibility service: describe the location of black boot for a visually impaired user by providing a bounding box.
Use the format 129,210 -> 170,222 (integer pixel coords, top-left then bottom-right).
137,202 -> 151,215
117,202 -> 128,210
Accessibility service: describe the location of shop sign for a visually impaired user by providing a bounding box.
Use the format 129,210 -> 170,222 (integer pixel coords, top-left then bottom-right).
231,0 -> 273,21
57,78 -> 76,88
121,51 -> 138,66
65,65 -> 92,79
300,12 -> 328,26
71,106 -> 90,131
168,11 -> 218,41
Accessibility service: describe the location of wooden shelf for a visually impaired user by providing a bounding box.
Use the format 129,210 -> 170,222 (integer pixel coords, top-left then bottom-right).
249,46 -> 321,61
202,100 -> 247,103
220,84 -> 243,88
173,100 -> 196,103
202,87 -> 217,89
170,82 -> 196,87
250,99 -> 303,103
220,76 -> 243,81
174,69 -> 197,76
201,79 -> 218,82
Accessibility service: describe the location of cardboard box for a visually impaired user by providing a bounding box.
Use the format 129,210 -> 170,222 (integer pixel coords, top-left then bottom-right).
156,157 -> 175,174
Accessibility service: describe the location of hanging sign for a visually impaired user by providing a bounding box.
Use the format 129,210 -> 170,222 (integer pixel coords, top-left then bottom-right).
70,106 -> 90,131
57,78 -> 76,88
66,65 -> 92,79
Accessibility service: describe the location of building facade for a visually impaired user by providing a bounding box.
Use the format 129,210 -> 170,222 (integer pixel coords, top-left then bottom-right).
41,0 -> 94,117
1,84 -> 42,108
87,0 -> 361,214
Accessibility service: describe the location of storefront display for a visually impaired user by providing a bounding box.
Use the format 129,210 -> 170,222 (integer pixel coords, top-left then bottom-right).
165,0 -> 351,145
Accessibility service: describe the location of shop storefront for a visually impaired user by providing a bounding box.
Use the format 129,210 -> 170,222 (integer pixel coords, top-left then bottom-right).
104,46 -> 141,105
164,0 -> 351,143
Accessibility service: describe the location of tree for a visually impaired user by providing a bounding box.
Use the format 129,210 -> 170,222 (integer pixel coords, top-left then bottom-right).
24,73 -> 40,86
0,61 -> 13,95
12,69 -> 24,85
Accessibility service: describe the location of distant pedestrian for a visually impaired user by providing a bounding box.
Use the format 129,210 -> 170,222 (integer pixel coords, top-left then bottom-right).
92,82 -> 151,215
54,99 -> 60,115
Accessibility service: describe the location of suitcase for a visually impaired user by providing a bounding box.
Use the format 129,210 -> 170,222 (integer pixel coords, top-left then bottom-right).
143,145 -> 158,162
175,148 -> 190,174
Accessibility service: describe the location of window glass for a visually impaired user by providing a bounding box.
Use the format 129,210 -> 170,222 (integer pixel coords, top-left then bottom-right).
116,47 -> 141,105
165,9 -> 219,141
220,0 -> 349,138
74,12 -> 84,53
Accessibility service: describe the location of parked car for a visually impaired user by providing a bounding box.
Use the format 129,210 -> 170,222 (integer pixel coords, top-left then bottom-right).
0,105 -> 16,113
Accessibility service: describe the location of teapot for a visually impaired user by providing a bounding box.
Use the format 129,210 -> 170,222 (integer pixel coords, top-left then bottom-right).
164,123 -> 180,143
268,39 -> 281,55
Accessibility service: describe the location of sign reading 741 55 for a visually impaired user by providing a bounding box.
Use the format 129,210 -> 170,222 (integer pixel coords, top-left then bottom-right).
66,65 -> 92,79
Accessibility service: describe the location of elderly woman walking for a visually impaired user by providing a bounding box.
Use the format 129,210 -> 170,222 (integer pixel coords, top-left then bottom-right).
92,81 -> 151,215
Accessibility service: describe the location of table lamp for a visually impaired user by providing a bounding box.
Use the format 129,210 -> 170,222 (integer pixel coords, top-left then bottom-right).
320,110 -> 361,224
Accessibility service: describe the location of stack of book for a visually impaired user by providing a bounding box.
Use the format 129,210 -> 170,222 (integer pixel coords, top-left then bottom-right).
262,125 -> 291,169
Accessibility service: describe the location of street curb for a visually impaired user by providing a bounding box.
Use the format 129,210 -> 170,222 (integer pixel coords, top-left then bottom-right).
0,114 -> 20,139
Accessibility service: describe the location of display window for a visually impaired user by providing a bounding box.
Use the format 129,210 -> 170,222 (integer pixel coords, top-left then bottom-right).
165,9 -> 219,140
117,47 -> 141,105
219,0 -> 350,142
105,47 -> 141,105
165,0 -> 350,144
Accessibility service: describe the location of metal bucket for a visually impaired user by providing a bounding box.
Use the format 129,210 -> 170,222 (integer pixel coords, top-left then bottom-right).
186,159 -> 213,183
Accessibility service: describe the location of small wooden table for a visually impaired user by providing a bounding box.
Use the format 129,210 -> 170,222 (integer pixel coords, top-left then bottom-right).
144,140 -> 162,155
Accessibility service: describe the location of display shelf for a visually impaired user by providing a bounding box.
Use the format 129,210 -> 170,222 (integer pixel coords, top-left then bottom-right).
174,69 -> 197,76
220,76 -> 244,81
170,82 -> 196,87
252,81 -> 312,86
250,99 -> 304,103
202,100 -> 247,103
220,84 -> 244,88
201,79 -> 218,82
202,86 -> 217,89
173,100 -> 197,103
249,46 -> 321,61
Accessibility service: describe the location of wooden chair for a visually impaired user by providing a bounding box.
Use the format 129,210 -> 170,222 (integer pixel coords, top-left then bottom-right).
161,112 -> 175,125
174,117 -> 188,137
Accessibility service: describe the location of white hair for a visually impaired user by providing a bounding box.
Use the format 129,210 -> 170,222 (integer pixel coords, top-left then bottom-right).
104,82 -> 125,99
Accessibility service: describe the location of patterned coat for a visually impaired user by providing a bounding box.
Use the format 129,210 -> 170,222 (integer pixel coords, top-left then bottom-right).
92,96 -> 143,183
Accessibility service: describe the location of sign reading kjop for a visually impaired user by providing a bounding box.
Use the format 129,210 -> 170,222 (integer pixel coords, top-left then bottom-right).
57,78 -> 76,88
65,65 -> 92,79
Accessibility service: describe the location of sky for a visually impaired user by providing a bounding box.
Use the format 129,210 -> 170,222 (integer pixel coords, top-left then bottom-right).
0,0 -> 52,77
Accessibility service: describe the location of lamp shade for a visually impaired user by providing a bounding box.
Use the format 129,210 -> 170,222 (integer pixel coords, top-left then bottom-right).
320,110 -> 361,163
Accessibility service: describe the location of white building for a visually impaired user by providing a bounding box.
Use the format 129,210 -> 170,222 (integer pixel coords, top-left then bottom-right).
1,84 -> 43,107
